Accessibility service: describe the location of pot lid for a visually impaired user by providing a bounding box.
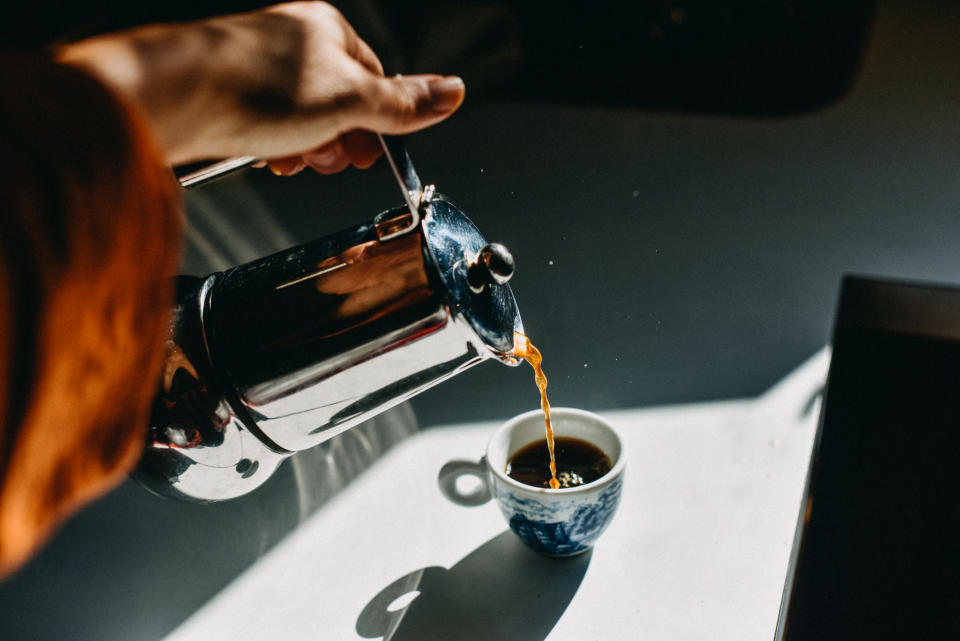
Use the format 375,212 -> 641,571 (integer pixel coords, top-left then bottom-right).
421,195 -> 523,361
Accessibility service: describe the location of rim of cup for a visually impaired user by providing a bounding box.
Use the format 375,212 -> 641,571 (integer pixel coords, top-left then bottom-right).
486,407 -> 625,494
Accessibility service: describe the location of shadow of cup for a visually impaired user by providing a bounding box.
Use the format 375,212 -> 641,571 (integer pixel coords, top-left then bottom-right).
356,531 -> 591,641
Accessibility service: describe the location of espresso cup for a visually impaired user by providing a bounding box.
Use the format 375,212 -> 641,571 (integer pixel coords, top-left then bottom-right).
438,407 -> 625,556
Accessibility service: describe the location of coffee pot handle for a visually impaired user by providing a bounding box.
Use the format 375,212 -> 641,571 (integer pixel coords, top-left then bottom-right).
173,137 -> 431,240
376,134 -> 423,218
174,135 -> 425,201
175,155 -> 256,188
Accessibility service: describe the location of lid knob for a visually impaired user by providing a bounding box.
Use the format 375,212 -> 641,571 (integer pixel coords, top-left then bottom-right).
466,243 -> 515,293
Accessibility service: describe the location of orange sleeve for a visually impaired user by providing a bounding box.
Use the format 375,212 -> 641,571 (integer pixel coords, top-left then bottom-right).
0,52 -> 183,576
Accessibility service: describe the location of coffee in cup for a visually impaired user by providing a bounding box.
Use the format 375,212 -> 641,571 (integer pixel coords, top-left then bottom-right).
505,436 -> 612,489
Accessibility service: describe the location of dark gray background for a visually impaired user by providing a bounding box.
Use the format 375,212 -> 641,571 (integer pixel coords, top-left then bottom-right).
2,1 -> 960,639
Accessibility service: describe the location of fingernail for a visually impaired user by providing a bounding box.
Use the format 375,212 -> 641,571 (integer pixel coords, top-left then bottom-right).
307,146 -> 340,167
428,76 -> 465,113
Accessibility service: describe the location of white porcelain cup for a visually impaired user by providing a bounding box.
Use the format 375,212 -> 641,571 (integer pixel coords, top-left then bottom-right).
438,407 -> 625,556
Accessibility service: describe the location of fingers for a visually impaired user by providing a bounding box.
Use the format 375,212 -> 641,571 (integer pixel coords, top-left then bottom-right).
267,156 -> 306,176
350,73 -> 466,136
340,130 -> 382,169
266,130 -> 383,176
258,3 -> 465,177
300,133 -> 378,174
266,140 -> 347,176
303,138 -> 351,174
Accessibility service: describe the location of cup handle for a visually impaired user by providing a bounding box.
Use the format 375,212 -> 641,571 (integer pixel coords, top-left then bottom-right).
437,458 -> 492,506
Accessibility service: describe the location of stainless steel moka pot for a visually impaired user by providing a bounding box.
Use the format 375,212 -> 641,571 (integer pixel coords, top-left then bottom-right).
134,136 -> 523,502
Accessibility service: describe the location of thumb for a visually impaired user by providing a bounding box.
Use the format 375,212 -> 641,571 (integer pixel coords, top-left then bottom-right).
351,73 -> 466,135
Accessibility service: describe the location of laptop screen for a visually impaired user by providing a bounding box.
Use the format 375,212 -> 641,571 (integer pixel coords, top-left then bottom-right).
776,276 -> 960,640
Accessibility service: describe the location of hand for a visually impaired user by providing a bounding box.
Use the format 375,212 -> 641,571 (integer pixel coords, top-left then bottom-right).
57,1 -> 466,174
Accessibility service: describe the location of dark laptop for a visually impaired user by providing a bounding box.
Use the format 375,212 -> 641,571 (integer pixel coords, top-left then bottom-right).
775,275 -> 960,639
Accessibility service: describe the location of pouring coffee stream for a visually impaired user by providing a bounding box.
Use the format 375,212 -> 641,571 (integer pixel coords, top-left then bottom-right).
511,332 -> 561,490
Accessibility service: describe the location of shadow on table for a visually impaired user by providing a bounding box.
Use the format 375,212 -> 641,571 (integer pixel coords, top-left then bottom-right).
356,531 -> 591,641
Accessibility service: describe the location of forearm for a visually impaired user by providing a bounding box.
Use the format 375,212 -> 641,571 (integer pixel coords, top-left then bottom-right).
56,1 -> 465,176
57,10 -> 307,164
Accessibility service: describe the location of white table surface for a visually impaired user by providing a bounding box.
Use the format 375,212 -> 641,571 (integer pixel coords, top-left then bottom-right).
163,348 -> 830,641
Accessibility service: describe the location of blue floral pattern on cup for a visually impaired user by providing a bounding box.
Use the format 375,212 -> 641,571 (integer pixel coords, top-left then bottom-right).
437,408 -> 625,557
495,478 -> 623,556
